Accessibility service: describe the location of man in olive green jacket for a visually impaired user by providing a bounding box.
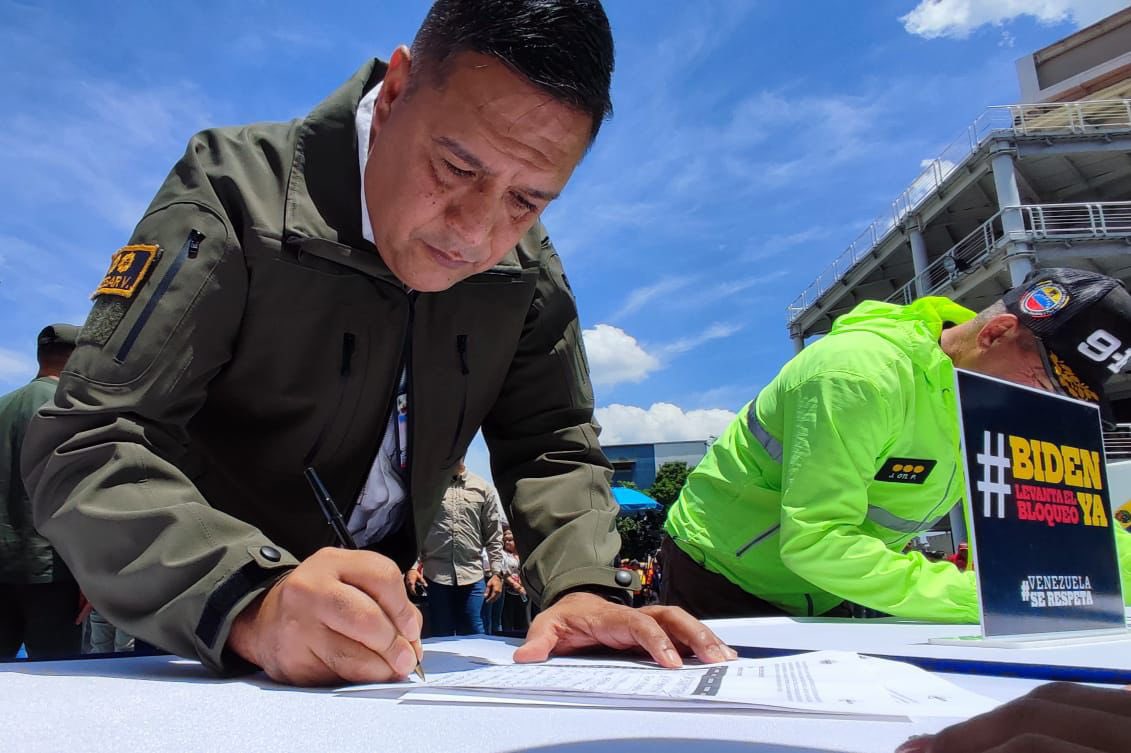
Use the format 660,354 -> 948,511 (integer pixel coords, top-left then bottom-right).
1,324 -> 82,658
22,0 -> 731,685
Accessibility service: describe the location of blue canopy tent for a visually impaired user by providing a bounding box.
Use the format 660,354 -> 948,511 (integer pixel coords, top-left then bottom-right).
611,486 -> 661,515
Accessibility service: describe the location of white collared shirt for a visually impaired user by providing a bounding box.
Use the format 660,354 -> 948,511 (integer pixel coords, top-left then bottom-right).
346,82 -> 410,547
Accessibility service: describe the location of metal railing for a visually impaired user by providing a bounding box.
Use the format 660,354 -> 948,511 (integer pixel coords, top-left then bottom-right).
886,211 -> 1005,305
787,100 -> 1131,324
886,201 -> 1131,305
1022,202 -> 1131,239
1105,423 -> 1131,462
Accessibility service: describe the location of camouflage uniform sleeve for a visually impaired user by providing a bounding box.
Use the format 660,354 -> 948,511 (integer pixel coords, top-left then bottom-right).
21,140 -> 298,673
481,233 -> 629,607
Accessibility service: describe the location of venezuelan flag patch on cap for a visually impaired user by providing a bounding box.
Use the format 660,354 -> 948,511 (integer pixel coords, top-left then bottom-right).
93,244 -> 159,299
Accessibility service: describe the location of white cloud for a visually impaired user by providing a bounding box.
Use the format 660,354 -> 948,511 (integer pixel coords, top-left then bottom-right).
901,0 -> 1127,39
0,348 -> 36,382
610,276 -> 696,321
685,383 -> 763,411
657,322 -> 744,358
746,228 -> 835,262
596,402 -> 736,445
583,324 -> 662,388
583,322 -> 746,389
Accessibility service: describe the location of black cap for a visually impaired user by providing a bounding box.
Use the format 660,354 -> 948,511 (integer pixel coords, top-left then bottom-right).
1003,268 -> 1131,403
36,323 -> 80,348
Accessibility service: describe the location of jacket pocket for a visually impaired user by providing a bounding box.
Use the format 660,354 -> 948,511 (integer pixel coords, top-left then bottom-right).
735,523 -> 780,557
551,319 -> 593,409
304,331 -> 361,466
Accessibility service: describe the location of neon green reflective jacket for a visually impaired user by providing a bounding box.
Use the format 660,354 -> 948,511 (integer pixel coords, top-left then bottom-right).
666,297 -> 981,622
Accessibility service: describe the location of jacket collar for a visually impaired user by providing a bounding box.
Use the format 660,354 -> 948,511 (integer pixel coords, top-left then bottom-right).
282,59 -> 402,283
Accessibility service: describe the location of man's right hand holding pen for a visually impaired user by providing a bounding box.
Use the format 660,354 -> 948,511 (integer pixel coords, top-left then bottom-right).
226,547 -> 424,686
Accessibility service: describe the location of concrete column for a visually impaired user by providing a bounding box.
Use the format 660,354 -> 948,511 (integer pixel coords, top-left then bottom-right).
909,225 -> 929,297
790,332 -> 804,354
991,150 -> 1035,284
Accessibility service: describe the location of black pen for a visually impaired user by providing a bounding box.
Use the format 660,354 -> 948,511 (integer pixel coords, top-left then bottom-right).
304,467 -> 357,550
303,466 -> 425,681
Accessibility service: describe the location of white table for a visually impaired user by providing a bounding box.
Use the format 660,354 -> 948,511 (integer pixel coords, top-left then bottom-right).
1,617 -> 1124,753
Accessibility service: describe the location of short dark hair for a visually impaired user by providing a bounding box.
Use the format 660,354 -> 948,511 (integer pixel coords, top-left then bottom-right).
411,0 -> 614,142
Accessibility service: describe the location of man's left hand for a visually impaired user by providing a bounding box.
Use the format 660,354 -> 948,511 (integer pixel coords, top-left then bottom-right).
513,591 -> 737,667
485,575 -> 504,603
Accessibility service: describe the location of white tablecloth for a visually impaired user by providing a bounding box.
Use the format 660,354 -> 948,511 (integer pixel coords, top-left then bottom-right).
2,616 -> 1125,753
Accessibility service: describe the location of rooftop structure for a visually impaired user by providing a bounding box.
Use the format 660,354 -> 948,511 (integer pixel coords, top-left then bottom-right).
787,7 -> 1131,412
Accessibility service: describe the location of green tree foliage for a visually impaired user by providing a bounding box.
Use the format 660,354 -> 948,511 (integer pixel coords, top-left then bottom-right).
646,461 -> 690,507
615,509 -> 665,562
612,463 -> 692,560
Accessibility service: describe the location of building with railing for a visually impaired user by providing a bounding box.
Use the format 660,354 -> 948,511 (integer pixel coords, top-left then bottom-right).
787,7 -> 1131,414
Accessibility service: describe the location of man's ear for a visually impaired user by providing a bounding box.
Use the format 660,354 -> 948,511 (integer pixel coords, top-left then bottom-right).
375,45 -> 412,126
975,313 -> 1021,351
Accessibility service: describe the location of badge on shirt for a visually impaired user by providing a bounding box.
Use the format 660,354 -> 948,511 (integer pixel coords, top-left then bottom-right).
92,244 -> 159,300
874,457 -> 937,484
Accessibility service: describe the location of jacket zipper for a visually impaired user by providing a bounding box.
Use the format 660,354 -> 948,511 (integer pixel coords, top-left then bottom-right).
340,333 -> 355,376
735,523 -> 780,557
115,230 -> 203,363
446,334 -> 470,461
338,288 -> 417,530
302,333 -> 354,467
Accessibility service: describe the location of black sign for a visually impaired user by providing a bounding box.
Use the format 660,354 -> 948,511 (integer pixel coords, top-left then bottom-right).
956,369 -> 1125,638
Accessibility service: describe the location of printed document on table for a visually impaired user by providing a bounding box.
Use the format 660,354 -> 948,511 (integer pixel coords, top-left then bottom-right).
385,640 -> 997,718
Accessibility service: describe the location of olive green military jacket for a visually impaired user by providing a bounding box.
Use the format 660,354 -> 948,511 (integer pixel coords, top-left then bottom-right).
22,60 -> 624,673
1,377 -> 71,584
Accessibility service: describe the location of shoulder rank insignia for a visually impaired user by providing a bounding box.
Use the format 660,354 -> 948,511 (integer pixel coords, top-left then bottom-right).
92,244 -> 159,300
874,457 -> 937,484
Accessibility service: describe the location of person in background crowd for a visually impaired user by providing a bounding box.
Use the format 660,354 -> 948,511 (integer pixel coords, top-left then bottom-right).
480,491 -> 510,635
642,558 -> 657,605
0,324 -> 83,659
22,0 -> 734,685
500,527 -> 529,633
628,559 -> 644,608
404,560 -> 430,639
664,268 -> 1131,622
649,552 -> 663,601
407,460 -> 503,635
480,544 -> 505,635
945,543 -> 970,571
86,610 -> 135,655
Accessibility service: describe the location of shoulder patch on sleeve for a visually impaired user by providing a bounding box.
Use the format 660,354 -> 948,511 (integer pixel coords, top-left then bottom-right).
92,244 -> 160,300
874,457 -> 937,484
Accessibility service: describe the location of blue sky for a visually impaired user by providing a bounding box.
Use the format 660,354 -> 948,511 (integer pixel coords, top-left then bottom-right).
2,0 -> 1127,478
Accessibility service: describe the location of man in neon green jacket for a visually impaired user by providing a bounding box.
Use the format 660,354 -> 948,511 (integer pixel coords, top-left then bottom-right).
664,268 -> 1131,622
